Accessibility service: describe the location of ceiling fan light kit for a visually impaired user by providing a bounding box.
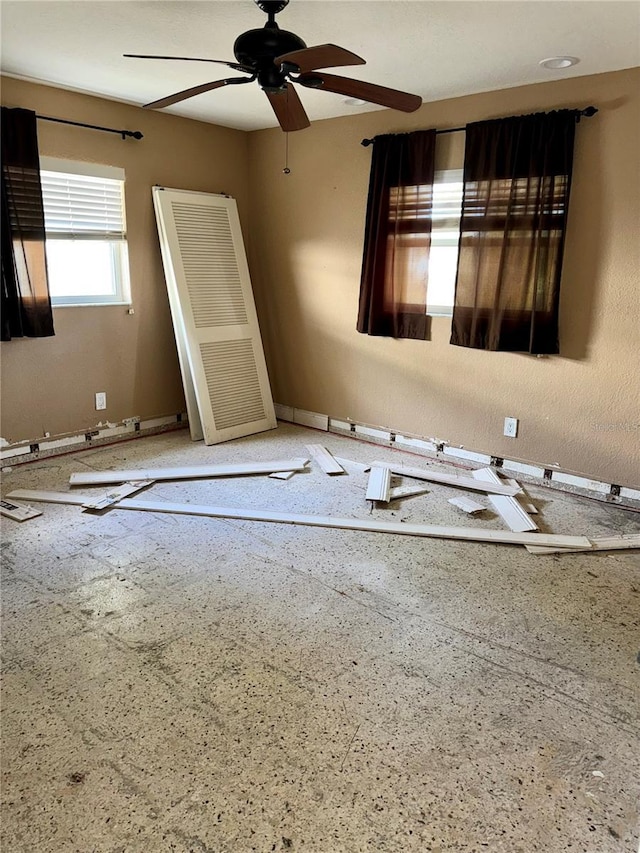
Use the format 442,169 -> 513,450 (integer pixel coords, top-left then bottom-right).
126,0 -> 422,132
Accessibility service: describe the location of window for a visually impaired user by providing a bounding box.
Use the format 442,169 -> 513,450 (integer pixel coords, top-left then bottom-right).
388,168 -> 463,317
40,157 -> 130,306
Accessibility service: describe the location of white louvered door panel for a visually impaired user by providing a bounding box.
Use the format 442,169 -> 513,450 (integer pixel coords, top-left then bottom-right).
153,187 -> 276,445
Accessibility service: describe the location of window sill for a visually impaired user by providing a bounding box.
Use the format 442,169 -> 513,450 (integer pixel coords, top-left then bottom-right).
52,301 -> 132,308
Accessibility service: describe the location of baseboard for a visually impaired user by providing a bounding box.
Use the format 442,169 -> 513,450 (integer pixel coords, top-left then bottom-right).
275,405 -> 640,511
0,413 -> 188,468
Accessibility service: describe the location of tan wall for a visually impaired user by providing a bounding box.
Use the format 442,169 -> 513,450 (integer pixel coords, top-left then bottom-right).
1,76 -> 249,442
247,68 -> 640,487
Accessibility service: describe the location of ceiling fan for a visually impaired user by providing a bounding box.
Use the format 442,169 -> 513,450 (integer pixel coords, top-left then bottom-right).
125,0 -> 422,131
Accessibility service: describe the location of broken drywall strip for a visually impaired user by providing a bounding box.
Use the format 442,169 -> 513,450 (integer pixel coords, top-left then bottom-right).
620,486 -> 640,502
274,403 -> 294,422
500,460 -> 547,479
305,445 -> 345,476
69,458 -> 309,486
365,467 -> 392,502
443,447 -> 493,466
389,485 -> 430,501
449,496 -> 485,514
472,467 -> 538,532
329,418 -> 353,432
372,461 -> 521,497
393,435 -> 440,454
0,499 -> 42,522
293,409 -> 329,431
7,489 -> 592,549
354,425 -> 392,442
81,480 -> 155,510
525,533 -> 640,555
550,470 -> 612,495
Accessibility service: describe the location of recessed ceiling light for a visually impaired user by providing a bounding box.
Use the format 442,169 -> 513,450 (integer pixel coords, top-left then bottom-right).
344,97 -> 367,106
539,56 -> 580,70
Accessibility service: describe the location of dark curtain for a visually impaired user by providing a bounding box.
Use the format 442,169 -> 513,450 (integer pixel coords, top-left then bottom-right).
1,106 -> 54,340
450,110 -> 578,353
357,129 -> 437,339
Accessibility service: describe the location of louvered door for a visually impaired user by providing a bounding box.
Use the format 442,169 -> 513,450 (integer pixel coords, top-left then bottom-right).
153,187 -> 276,445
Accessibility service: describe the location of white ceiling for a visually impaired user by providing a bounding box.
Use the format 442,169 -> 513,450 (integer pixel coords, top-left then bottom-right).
1,1 -> 639,132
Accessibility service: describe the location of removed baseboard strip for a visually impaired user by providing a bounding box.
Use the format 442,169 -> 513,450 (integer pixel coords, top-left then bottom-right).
7,490 -> 591,550
372,461 -> 521,497
269,470 -> 297,480
449,496 -> 485,514
69,458 -> 309,486
333,457 -> 371,473
81,480 -> 155,510
389,484 -> 429,501
365,467 -> 392,502
305,445 -> 344,476
472,467 -> 538,533
293,409 -> 329,431
0,498 -> 42,521
525,533 -> 640,555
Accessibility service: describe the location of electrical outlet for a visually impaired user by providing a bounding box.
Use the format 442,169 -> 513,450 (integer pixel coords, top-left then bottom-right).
504,417 -> 519,438
95,392 -> 107,411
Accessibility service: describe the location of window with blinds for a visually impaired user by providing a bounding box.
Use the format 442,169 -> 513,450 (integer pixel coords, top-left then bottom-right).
39,157 -> 131,306
388,168 -> 463,317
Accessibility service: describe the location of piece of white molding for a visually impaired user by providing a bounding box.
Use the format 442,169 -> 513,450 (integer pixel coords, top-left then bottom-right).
7,489 -> 592,549
354,425 -> 392,442
305,445 -> 345,476
525,533 -> 640,555
269,470 -> 297,480
69,458 -> 309,486
372,461 -> 521,496
448,496 -> 485,514
365,467 -> 392,502
81,480 -> 155,510
0,498 -> 42,521
472,468 -> 538,532
389,485 -> 430,501
503,478 -> 538,514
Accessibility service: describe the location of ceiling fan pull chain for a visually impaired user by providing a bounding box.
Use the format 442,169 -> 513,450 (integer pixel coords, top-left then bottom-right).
283,130 -> 291,174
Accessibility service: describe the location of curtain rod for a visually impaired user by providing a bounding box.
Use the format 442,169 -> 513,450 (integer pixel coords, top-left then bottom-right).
360,105 -> 598,147
37,114 -> 143,140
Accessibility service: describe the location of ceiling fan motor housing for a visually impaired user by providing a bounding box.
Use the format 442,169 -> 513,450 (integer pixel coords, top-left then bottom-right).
234,24 -> 306,90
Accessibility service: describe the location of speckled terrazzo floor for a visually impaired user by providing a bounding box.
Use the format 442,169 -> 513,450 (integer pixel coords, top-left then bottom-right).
1,423 -> 639,853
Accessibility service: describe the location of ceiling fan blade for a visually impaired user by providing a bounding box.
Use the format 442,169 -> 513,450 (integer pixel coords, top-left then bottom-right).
265,85 -> 310,132
124,54 -> 251,73
144,76 -> 253,110
275,44 -> 365,73
297,72 -> 422,113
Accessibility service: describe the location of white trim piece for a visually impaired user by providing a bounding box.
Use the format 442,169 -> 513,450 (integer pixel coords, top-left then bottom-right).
389,485 -> 430,501
269,470 -> 297,480
448,496 -> 485,514
354,425 -> 391,442
305,445 -> 345,476
333,457 -> 371,473
81,480 -> 155,510
0,446 -> 32,461
504,478 -> 538,514
274,403 -> 294,422
0,499 -> 42,521
501,460 -> 547,479
443,447 -> 492,466
393,435 -> 440,454
525,534 -> 640,555
550,471 -> 612,495
69,458 -> 309,486
7,490 -> 592,549
472,468 -> 538,533
293,409 -> 329,431
365,467 -> 392,502
372,461 -> 521,496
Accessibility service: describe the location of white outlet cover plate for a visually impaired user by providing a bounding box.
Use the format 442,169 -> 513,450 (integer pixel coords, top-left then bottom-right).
504,417 -> 518,437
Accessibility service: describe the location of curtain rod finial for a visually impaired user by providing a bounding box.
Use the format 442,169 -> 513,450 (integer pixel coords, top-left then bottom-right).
361,137 -> 374,147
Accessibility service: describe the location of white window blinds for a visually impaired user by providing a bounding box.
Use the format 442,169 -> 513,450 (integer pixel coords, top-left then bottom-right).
41,170 -> 126,240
